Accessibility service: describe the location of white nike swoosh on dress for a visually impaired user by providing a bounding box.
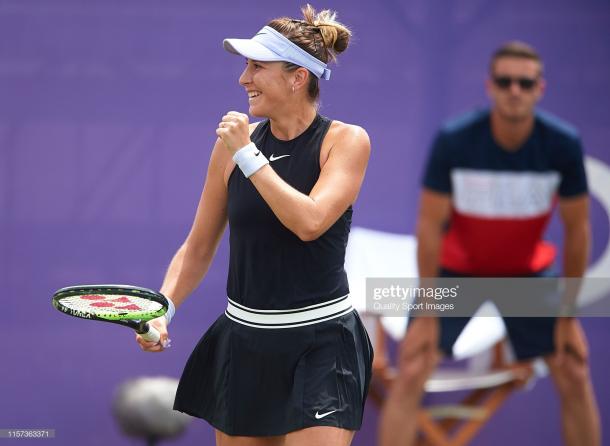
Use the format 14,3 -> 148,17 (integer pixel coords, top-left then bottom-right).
269,154 -> 291,162
314,410 -> 337,419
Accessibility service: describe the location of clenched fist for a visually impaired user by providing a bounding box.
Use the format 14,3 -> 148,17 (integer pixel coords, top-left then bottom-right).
216,111 -> 251,155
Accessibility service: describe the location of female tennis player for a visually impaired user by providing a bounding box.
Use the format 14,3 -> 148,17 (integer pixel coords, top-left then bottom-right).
136,5 -> 372,445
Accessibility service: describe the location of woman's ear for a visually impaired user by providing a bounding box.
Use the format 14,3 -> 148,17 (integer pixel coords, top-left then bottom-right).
292,67 -> 310,92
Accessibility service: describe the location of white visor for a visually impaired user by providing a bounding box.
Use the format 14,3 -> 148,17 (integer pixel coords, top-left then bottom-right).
223,26 -> 331,80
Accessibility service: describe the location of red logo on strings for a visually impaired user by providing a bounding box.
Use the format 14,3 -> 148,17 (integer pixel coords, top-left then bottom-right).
80,295 -> 142,311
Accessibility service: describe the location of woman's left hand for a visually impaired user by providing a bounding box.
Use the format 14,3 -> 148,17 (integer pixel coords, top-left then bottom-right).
216,111 -> 251,155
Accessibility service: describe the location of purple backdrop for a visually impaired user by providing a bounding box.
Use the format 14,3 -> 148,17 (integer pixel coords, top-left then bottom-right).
1,0 -> 608,445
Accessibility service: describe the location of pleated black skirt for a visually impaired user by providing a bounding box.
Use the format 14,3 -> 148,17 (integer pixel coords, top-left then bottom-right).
173,309 -> 373,436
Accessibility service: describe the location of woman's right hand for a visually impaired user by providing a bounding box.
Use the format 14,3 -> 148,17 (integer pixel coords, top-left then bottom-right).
136,316 -> 170,352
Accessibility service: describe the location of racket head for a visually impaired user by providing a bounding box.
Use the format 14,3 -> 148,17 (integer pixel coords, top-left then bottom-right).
52,284 -> 168,322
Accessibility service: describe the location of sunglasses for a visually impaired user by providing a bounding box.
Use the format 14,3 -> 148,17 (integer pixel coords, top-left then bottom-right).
493,76 -> 538,91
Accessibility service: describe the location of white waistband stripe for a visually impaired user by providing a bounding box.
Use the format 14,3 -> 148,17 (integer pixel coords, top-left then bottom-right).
225,295 -> 353,329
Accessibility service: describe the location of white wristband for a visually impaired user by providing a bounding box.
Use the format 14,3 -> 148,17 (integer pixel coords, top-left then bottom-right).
232,142 -> 269,178
164,298 -> 176,325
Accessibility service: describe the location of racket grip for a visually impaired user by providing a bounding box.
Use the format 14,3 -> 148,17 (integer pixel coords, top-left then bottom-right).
139,323 -> 161,344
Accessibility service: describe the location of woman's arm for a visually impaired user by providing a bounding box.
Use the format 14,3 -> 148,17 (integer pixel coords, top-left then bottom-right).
137,138 -> 231,351
159,139 -> 232,307
217,112 -> 370,241
251,123 -> 370,241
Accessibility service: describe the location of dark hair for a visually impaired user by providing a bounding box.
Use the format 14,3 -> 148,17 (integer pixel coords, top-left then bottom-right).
267,4 -> 352,102
490,41 -> 543,75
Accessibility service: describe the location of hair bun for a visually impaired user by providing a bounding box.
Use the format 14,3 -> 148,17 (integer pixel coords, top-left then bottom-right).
301,4 -> 351,61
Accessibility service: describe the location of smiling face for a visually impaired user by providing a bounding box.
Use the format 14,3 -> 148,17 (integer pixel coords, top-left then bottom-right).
486,57 -> 545,123
239,59 -> 293,117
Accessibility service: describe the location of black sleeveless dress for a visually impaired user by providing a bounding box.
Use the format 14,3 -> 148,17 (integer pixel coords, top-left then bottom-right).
173,115 -> 373,436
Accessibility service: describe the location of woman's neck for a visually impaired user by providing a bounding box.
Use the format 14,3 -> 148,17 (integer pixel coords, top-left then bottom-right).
268,105 -> 318,141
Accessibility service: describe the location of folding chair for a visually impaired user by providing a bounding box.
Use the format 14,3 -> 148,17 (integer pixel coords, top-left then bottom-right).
345,227 -> 544,446
362,306 -> 543,446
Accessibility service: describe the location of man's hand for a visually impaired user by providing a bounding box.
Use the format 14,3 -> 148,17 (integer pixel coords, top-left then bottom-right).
554,317 -> 588,366
396,317 -> 441,390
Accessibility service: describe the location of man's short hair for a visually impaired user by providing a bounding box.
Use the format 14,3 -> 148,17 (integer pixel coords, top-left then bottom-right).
490,41 -> 543,75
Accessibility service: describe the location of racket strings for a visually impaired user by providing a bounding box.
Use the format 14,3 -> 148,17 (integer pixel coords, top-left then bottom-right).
60,294 -> 163,316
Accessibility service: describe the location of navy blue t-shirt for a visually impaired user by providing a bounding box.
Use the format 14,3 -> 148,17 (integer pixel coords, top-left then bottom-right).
422,109 -> 588,274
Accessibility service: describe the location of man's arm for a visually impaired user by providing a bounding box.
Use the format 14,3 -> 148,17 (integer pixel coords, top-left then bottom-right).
557,194 -> 590,316
554,194 -> 591,365
416,188 -> 452,277
379,188 -> 452,446
559,194 -> 591,277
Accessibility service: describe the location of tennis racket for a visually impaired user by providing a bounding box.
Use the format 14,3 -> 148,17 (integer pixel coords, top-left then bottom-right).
52,284 -> 168,344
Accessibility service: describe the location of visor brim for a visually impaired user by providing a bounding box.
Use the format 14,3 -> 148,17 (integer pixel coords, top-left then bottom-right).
223,38 -> 284,62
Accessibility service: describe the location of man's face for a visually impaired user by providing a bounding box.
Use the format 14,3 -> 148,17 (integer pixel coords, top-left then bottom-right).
487,57 -> 545,122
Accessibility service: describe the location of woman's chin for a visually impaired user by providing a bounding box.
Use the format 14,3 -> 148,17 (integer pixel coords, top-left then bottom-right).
248,106 -> 265,118
249,100 -> 274,117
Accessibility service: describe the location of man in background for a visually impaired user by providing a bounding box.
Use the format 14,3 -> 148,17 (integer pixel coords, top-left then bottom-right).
379,41 -> 600,446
